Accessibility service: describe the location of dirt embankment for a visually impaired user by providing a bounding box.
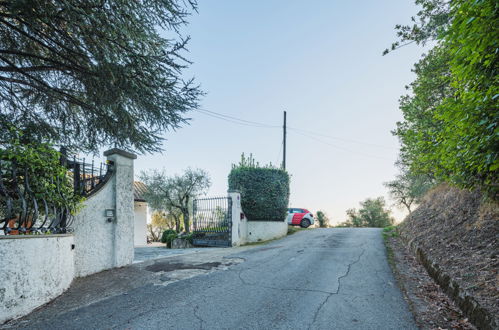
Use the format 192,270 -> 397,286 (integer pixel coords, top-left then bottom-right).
398,184 -> 498,330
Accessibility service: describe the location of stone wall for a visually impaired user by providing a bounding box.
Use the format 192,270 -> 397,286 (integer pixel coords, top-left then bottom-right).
0,235 -> 74,323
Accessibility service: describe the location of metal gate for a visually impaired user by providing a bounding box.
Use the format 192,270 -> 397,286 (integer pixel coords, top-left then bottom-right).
192,196 -> 232,247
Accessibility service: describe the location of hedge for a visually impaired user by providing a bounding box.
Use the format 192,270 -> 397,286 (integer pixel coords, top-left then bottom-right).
228,155 -> 289,221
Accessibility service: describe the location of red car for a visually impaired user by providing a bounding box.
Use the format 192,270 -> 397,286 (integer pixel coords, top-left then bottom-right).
287,208 -> 314,228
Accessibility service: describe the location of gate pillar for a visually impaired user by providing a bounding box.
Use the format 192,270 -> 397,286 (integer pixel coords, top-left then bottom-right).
228,190 -> 246,246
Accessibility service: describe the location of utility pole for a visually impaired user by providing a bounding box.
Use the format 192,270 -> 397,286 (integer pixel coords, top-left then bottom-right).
283,111 -> 286,170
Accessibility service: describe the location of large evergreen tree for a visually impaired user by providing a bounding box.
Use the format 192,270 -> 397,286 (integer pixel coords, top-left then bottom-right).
0,0 -> 201,153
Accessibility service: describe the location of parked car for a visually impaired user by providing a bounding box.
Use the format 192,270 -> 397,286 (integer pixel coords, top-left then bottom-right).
287,208 -> 314,228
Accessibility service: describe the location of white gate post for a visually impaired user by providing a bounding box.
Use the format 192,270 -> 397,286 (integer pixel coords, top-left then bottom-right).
103,148 -> 136,268
228,190 -> 246,246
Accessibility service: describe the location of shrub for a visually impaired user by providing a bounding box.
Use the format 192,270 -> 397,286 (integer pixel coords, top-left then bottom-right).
160,229 -> 177,245
181,233 -> 194,244
0,128 -> 84,233
316,211 -> 330,228
228,153 -> 290,221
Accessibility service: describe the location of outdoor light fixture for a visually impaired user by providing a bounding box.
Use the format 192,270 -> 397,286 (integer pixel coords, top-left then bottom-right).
105,209 -> 116,223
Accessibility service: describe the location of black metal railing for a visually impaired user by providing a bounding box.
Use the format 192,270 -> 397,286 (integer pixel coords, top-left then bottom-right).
0,148 -> 113,235
61,149 -> 113,197
192,196 -> 232,247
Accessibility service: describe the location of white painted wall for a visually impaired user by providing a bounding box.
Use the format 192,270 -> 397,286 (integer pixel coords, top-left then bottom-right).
134,202 -> 148,246
229,191 -> 288,245
0,235 -> 74,323
72,174 -> 115,277
73,149 -> 136,277
246,221 -> 288,243
0,149 -> 136,323
229,191 -> 246,246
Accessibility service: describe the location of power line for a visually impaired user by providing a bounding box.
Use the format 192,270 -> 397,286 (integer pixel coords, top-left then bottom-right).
195,108 -> 391,149
192,108 -> 393,159
290,130 -> 391,161
287,126 -> 392,149
195,108 -> 279,128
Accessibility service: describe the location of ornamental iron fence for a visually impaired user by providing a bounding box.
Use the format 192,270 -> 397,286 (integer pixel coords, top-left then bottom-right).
0,148 -> 112,235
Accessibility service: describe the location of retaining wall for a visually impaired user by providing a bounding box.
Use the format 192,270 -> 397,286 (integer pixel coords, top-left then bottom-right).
0,235 -> 74,323
410,242 -> 497,330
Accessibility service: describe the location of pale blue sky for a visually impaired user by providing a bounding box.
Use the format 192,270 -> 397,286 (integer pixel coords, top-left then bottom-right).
134,1 -> 426,224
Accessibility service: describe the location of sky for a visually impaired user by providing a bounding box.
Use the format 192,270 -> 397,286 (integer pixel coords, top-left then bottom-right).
133,0 -> 427,225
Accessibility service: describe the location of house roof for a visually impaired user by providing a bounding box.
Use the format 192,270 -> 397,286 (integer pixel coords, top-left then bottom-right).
134,181 -> 148,202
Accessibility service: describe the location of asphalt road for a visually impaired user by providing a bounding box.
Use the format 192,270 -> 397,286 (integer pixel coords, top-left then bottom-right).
9,228 -> 416,330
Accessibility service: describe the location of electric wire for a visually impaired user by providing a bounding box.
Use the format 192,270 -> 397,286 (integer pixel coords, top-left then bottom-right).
287,126 -> 392,149
195,108 -> 279,128
290,130 -> 391,161
193,108 -> 393,160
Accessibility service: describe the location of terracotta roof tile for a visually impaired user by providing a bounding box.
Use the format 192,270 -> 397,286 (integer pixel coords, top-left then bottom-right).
134,181 -> 148,202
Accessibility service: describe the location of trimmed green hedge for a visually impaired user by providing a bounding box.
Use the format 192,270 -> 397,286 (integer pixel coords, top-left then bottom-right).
228,155 -> 289,221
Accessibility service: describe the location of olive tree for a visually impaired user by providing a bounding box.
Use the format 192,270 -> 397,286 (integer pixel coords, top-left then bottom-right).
140,168 -> 211,233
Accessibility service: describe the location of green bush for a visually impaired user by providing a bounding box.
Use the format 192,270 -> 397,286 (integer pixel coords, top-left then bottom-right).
0,128 -> 84,224
228,154 -> 290,221
182,233 -> 194,244
160,229 -> 177,244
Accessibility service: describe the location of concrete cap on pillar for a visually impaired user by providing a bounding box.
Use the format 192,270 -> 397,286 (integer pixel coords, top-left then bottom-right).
103,148 -> 137,159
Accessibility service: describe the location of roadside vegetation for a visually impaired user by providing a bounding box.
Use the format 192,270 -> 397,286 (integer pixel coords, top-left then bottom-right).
287,226 -> 308,235
0,129 -> 85,233
315,211 -> 330,228
228,153 -> 290,222
383,1 -> 498,328
337,197 -> 394,228
385,0 -> 497,200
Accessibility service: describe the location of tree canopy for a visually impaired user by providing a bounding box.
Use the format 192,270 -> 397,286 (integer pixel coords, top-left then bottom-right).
344,197 -> 394,228
0,0 -> 201,153
384,162 -> 435,214
388,0 -> 498,198
140,168 -> 211,233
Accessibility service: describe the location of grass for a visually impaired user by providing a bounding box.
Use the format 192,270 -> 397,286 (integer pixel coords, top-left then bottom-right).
383,225 -> 399,238
287,225 -> 309,235
382,225 -> 399,268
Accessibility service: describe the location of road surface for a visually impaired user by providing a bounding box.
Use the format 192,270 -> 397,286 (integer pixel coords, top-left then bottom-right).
5,228 -> 416,329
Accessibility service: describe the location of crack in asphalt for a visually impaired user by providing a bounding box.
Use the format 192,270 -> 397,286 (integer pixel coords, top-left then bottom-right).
233,264 -> 334,295
193,304 -> 205,330
372,268 -> 391,298
112,304 -> 167,329
308,248 -> 366,330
